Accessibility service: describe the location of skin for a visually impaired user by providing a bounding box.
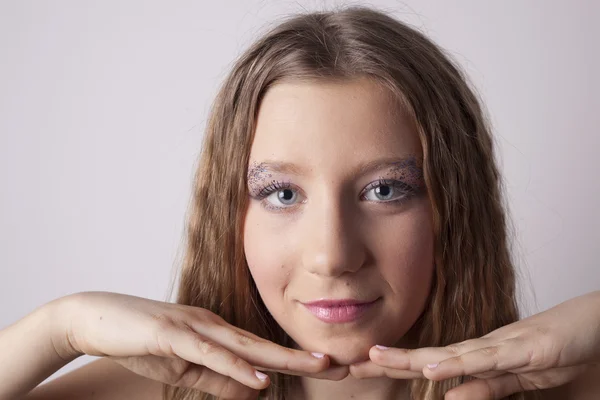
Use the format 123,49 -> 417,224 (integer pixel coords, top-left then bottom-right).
351,291 -> 600,399
2,77 -> 598,400
243,76 -> 435,399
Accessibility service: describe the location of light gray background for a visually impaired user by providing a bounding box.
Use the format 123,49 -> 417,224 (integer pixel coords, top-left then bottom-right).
1,0 -> 598,383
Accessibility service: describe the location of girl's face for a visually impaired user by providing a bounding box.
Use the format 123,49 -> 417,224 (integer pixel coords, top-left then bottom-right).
243,77 -> 434,365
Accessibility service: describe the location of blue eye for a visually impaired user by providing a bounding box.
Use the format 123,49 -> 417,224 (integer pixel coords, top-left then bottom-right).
251,178 -> 415,212
253,181 -> 305,210
361,179 -> 414,203
266,187 -> 298,206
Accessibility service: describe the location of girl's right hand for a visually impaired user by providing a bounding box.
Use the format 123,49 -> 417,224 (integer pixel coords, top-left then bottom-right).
52,291 -> 345,399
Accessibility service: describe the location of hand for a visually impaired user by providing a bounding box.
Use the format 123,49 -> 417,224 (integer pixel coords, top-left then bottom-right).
53,291 -> 346,400
350,291 -> 600,399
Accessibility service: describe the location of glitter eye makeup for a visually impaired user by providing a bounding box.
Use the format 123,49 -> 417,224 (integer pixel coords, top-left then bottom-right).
383,157 -> 426,191
247,161 -> 273,197
246,156 -> 426,211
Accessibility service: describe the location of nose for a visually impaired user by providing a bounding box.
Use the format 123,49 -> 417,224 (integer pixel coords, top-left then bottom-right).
300,195 -> 366,278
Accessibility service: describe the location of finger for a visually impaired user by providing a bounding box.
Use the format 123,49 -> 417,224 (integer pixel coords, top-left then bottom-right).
200,322 -> 329,374
444,365 -> 588,400
470,370 -> 506,380
444,374 -> 525,400
170,329 -> 270,390
349,360 -> 424,380
423,342 -> 531,381
258,364 -> 350,381
363,346 -> 504,381
110,355 -> 259,399
369,339 -> 488,372
182,364 -> 261,400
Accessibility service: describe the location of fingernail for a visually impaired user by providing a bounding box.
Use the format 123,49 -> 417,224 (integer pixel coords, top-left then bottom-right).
311,352 -> 325,358
427,363 -> 438,369
375,345 -> 389,350
255,371 -> 268,381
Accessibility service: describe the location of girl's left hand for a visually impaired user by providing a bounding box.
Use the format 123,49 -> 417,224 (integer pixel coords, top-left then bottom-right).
350,290 -> 600,399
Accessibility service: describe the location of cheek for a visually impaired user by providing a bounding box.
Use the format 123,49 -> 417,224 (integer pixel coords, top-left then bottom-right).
375,205 -> 435,308
243,204 -> 291,305
379,232 -> 433,290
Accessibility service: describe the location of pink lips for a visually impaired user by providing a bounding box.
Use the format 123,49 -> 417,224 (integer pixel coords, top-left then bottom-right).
301,298 -> 380,323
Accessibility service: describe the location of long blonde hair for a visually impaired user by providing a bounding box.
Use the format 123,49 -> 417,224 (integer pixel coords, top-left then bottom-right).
164,5 -> 536,400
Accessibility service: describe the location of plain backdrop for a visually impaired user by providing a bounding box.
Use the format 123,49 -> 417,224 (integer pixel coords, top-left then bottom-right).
1,0 -> 598,383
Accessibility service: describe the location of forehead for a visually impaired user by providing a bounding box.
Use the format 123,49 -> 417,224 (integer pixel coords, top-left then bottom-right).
250,77 -> 421,164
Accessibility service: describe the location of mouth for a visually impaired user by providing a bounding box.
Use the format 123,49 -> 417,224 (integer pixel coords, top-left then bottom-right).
300,298 -> 381,324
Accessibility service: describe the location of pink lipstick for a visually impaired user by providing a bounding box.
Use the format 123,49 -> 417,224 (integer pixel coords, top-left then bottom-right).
301,298 -> 380,323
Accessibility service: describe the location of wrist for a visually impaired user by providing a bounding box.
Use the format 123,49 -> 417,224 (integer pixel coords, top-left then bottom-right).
578,290 -> 600,364
41,294 -> 84,361
593,291 -> 600,364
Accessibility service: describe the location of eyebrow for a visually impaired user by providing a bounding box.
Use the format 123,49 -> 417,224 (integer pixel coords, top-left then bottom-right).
247,156 -> 422,179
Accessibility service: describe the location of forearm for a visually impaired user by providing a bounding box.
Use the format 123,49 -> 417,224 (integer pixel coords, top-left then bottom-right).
0,298 -> 81,400
577,290 -> 600,365
592,290 -> 600,364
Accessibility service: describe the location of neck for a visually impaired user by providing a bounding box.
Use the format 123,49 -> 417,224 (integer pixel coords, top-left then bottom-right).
290,374 -> 410,400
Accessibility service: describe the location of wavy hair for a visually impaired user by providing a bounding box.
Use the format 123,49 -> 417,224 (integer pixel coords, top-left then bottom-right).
164,5 -> 537,400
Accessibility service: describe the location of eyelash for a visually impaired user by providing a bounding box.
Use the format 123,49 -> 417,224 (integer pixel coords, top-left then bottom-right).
252,179 -> 416,212
255,180 -> 294,199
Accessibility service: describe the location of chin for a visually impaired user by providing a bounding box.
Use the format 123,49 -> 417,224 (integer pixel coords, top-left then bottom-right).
326,346 -> 372,366
291,332 -> 382,365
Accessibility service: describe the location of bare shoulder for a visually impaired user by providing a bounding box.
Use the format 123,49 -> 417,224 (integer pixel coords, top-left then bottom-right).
23,358 -> 164,400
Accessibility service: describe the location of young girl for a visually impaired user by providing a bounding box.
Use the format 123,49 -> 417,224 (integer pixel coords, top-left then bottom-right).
1,5 -> 598,400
